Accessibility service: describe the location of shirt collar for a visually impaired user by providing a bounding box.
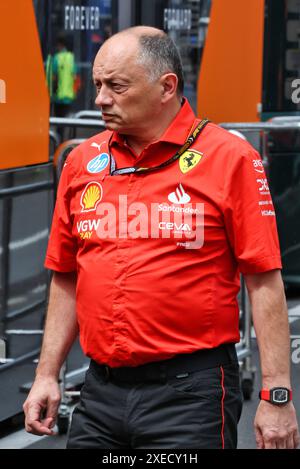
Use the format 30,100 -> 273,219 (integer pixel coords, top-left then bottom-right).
110,98 -> 196,149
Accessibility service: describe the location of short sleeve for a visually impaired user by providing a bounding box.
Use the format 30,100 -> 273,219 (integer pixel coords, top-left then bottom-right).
222,147 -> 282,274
44,157 -> 77,272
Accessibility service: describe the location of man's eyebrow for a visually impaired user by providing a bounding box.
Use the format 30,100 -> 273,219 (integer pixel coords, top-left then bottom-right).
93,72 -> 131,82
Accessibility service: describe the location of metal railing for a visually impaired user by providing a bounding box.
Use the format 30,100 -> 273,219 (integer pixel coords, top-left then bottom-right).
74,110 -> 103,120
51,118 -> 289,398
49,129 -> 60,159
220,121 -> 300,131
50,116 -> 106,144
3,117 -> 297,400
50,116 -> 106,130
0,120 -> 104,371
0,163 -> 55,368
53,139 -> 85,180
219,118 -> 300,397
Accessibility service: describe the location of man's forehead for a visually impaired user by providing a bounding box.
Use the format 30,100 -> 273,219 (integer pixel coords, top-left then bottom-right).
93,43 -> 141,78
97,35 -> 138,60
93,57 -> 136,80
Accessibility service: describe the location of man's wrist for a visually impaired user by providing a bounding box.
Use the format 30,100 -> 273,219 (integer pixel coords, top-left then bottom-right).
35,372 -> 60,382
262,377 -> 291,389
35,364 -> 61,381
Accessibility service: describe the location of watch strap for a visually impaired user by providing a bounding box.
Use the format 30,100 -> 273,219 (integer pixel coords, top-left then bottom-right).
259,389 -> 271,401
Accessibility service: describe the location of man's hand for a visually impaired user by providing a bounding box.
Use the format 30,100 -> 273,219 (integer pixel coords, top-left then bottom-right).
254,401 -> 300,449
23,377 -> 61,436
22,272 -> 78,436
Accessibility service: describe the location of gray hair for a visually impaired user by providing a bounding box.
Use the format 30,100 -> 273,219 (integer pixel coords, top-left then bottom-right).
136,34 -> 184,96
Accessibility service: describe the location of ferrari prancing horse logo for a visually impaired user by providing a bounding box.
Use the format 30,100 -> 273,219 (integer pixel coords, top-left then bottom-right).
179,149 -> 203,174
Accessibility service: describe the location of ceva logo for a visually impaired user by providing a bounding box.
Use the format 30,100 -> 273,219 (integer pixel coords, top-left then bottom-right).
0,79 -> 6,104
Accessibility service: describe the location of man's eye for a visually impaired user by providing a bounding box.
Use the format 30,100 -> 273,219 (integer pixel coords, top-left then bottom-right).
112,84 -> 125,92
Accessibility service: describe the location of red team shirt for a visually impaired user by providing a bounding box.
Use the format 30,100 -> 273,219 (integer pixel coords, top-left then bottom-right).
45,99 -> 282,367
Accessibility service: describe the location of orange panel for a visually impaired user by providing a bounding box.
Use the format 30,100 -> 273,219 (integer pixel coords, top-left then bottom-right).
197,0 -> 265,123
0,1 -> 49,170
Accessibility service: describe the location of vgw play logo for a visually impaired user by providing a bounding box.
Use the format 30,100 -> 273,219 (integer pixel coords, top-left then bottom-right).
0,79 -> 6,104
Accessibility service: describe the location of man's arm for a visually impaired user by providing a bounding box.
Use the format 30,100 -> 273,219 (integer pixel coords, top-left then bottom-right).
23,271 -> 78,436
244,269 -> 300,449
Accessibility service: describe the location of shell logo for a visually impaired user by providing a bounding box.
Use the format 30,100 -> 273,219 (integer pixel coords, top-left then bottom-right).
80,182 -> 103,212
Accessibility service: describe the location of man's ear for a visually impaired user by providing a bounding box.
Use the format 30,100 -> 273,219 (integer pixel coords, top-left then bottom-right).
160,73 -> 178,102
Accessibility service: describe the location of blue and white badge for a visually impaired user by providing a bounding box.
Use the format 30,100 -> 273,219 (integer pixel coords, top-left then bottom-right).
87,153 -> 109,174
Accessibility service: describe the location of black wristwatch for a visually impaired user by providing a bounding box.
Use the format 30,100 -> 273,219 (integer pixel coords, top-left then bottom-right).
259,387 -> 292,405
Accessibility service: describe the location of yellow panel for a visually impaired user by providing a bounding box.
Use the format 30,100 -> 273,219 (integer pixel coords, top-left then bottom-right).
197,0 -> 265,123
0,1 -> 49,170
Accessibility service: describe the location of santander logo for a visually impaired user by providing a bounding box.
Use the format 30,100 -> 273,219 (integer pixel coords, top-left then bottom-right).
168,184 -> 191,205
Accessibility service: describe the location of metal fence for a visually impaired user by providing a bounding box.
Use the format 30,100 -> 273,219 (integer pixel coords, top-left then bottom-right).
2,116 -> 298,429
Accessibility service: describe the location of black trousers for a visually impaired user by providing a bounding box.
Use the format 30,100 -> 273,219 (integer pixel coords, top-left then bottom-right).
67,349 -> 243,449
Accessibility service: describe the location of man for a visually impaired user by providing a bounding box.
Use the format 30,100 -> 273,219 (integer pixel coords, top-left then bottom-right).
50,34 -> 78,142
23,26 -> 299,449
52,34 -> 77,119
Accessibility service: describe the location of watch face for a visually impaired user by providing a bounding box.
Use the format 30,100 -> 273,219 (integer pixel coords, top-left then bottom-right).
272,388 -> 289,403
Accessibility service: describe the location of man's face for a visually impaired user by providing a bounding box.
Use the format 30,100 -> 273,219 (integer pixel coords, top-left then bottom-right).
93,37 -> 163,135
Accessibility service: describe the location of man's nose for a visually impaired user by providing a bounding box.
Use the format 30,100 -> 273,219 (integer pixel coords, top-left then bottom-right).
95,85 -> 113,107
